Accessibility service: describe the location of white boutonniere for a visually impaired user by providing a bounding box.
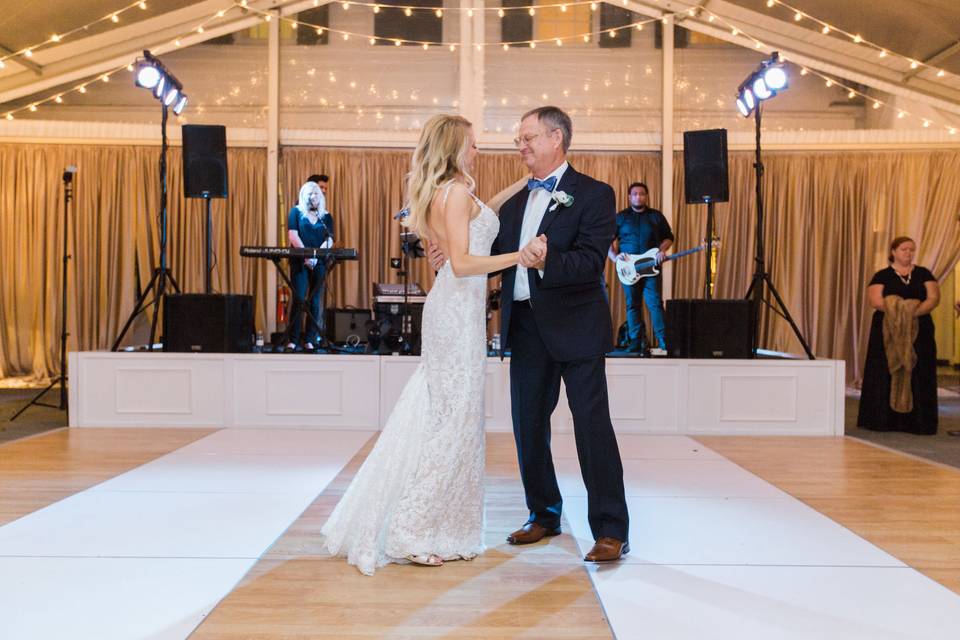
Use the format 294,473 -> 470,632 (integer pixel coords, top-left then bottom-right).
548,190 -> 574,212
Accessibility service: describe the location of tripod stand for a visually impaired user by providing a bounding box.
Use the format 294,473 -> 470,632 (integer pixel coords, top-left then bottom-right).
111,102 -> 180,351
743,103 -> 814,360
10,167 -> 76,421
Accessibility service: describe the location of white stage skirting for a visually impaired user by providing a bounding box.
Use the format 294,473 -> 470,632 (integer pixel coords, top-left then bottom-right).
68,352 -> 845,436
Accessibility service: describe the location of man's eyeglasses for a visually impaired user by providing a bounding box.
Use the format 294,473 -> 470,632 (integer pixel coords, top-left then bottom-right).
512,129 -> 558,148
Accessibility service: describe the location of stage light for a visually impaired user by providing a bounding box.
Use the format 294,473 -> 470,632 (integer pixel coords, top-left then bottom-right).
133,50 -> 186,116
135,65 -> 161,89
734,51 -> 787,117
764,66 -> 788,91
173,95 -> 188,115
752,76 -> 772,100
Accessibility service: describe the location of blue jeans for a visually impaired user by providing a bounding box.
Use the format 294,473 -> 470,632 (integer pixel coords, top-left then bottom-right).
622,276 -> 666,349
291,267 -> 325,345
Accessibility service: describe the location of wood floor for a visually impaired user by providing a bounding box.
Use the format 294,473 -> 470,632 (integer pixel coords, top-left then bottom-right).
697,435 -> 960,596
190,434 -> 614,639
2,428 -> 959,637
0,427 -> 213,527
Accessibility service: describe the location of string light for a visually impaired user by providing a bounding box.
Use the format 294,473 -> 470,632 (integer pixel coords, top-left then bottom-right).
763,0 -> 952,80
7,2 -> 951,134
704,8 -> 957,132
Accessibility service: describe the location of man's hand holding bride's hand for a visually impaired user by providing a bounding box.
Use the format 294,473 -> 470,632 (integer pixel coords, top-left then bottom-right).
520,234 -> 547,270
426,239 -> 445,271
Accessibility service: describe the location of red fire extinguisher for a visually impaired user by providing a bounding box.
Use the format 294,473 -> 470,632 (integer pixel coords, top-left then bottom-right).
277,285 -> 291,325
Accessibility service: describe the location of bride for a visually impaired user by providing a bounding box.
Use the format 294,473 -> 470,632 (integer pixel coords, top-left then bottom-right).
321,115 -> 528,575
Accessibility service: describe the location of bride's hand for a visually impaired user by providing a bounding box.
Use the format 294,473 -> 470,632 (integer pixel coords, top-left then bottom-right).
426,239 -> 446,271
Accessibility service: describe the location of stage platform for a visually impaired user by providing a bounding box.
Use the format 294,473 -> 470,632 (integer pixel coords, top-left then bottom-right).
69,352 -> 844,435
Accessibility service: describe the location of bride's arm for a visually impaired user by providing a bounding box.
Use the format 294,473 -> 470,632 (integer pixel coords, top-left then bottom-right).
486,176 -> 528,213
443,184 -> 520,277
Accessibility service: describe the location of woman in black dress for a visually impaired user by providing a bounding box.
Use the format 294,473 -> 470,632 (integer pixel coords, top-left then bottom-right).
858,237 -> 941,435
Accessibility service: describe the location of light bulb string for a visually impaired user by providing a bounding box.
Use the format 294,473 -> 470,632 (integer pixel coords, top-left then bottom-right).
704,8 -> 957,134
0,0 -> 154,66
2,4 -> 239,119
248,4 -> 671,47
756,0 -> 951,80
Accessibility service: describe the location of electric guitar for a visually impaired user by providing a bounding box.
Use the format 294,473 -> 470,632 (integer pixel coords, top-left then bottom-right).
615,239 -> 720,286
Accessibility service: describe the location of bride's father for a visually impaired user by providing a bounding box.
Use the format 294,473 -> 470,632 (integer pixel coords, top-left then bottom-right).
496,106 -> 629,562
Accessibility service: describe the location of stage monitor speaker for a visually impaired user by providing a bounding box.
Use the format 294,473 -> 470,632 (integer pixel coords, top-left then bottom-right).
325,308 -> 373,344
666,299 -> 753,358
163,294 -> 253,352
683,128 -> 729,204
182,124 -> 228,199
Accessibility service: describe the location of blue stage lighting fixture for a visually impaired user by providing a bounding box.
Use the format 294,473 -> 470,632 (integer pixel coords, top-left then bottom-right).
735,52 -> 788,117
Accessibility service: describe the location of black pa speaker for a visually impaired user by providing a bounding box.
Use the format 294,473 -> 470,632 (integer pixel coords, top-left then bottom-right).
163,294 -> 253,352
683,129 -> 729,204
182,124 -> 228,198
325,308 -> 373,344
666,299 -> 753,358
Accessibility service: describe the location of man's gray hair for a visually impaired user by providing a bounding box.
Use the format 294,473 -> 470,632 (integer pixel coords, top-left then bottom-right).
522,106 -> 573,153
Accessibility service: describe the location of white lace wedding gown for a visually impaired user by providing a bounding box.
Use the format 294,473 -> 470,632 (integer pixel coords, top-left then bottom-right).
320,191 -> 499,576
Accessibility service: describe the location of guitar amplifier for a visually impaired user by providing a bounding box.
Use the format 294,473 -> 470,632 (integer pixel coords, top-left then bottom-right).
666,299 -> 754,359
325,308 -> 373,344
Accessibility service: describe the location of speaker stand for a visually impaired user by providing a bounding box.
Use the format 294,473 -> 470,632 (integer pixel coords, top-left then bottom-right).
703,199 -> 715,300
745,104 -> 814,360
10,169 -> 74,421
203,192 -> 213,294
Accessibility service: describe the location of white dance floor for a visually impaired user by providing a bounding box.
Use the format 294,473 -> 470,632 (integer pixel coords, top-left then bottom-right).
556,434 -> 960,639
1,430 -> 958,639
0,429 -> 373,639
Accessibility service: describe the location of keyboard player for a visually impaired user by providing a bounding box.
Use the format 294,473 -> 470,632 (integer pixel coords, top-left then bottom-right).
287,180 -> 335,352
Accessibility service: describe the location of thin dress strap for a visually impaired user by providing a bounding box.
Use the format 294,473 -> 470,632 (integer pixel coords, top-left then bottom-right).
440,180 -> 456,209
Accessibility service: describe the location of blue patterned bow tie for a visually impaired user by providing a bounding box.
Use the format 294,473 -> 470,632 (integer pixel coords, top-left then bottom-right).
527,176 -> 558,192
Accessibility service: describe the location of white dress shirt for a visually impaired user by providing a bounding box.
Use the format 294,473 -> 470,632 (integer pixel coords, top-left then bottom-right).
513,161 -> 569,302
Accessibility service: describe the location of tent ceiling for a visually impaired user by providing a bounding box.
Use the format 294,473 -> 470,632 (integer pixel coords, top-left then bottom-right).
0,0 -> 958,109
732,0 -> 960,76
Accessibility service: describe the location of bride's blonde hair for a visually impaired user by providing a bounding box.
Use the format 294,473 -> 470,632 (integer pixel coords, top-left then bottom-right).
403,114 -> 476,239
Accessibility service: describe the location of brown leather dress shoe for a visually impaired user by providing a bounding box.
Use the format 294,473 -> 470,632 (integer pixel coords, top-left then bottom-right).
584,537 -> 630,562
506,522 -> 561,545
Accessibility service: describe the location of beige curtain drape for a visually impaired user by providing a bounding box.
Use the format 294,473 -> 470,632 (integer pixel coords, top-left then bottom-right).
0,144 -> 267,381
3,143 -> 958,384
672,150 -> 960,382
279,148 -> 660,337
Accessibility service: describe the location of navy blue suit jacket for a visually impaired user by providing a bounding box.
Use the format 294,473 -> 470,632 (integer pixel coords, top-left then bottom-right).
493,165 -> 616,362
